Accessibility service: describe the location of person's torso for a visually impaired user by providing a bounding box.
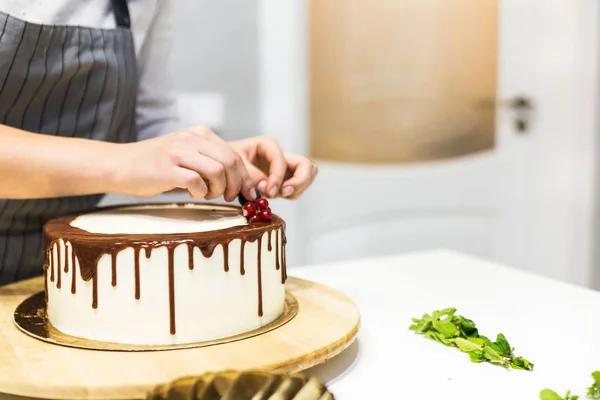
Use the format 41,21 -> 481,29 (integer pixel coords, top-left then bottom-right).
0,0 -> 162,55
0,0 -> 141,284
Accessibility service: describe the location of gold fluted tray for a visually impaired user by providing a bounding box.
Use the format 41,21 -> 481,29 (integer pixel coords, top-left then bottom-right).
0,277 -> 359,400
147,370 -> 334,400
13,292 -> 299,351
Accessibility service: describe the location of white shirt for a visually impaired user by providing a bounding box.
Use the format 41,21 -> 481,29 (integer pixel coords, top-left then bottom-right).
0,0 -> 178,140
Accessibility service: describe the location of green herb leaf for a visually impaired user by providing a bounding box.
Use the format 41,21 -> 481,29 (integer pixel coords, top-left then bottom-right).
466,337 -> 487,347
468,349 -> 486,363
457,316 -> 479,337
540,389 -> 567,400
482,345 -> 510,368
425,330 -> 454,346
510,356 -> 534,371
492,333 -> 512,355
433,318 -> 459,338
454,337 -> 481,353
539,389 -> 579,400
409,307 -> 533,370
587,370 -> 600,399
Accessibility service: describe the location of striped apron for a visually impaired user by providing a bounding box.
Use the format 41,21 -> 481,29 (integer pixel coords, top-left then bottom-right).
0,0 -> 137,285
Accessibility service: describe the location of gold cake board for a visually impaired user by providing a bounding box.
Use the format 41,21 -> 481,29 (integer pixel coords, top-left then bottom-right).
0,276 -> 360,400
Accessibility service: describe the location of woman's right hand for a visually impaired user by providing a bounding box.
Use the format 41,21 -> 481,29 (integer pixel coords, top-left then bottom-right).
113,126 -> 257,202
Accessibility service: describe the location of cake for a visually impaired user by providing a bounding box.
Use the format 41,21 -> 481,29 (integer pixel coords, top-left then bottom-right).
41,202 -> 287,346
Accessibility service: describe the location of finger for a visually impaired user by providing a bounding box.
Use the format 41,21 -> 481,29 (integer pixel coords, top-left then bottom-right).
188,131 -> 253,202
177,150 -> 227,200
244,162 -> 269,197
256,137 -> 287,198
281,156 -> 317,199
171,167 -> 208,199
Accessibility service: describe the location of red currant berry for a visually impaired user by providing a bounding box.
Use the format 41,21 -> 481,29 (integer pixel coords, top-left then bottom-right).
260,208 -> 272,222
250,213 -> 261,223
255,198 -> 269,210
242,202 -> 257,217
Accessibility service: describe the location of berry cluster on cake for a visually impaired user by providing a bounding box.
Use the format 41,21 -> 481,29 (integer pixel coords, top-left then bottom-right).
42,201 -> 287,346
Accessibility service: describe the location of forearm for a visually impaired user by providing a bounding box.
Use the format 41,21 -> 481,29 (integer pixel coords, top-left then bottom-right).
0,125 -> 120,199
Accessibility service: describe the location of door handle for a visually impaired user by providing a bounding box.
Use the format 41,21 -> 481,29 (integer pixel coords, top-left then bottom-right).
478,95 -> 534,134
505,95 -> 533,133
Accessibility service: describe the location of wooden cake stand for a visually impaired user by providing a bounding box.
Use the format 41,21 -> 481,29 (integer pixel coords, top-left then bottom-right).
0,276 -> 360,400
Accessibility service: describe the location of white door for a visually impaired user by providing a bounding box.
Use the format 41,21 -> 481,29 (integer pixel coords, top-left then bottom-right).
259,0 -> 600,288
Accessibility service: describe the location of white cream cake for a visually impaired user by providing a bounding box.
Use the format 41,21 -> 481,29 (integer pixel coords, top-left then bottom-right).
42,203 -> 287,346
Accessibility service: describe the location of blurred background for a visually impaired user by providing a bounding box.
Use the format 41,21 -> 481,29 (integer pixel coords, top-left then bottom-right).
103,0 -> 600,290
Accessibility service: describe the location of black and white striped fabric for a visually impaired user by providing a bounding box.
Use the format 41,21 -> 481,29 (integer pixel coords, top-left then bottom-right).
0,2 -> 137,285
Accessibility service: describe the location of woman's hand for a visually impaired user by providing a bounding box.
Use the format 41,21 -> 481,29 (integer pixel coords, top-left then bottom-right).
114,126 -> 257,201
229,136 -> 318,200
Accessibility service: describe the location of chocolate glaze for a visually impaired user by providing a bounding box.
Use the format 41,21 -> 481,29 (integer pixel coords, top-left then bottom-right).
49,248 -> 54,283
64,245 -> 69,273
167,246 -> 176,335
43,203 -> 287,336
44,268 -> 48,302
223,242 -> 229,272
134,247 -> 141,300
267,230 -> 272,252
71,249 -> 76,294
186,243 -> 195,270
56,243 -> 62,289
240,241 -> 246,276
257,236 -> 263,317
282,231 -> 287,284
111,252 -> 117,287
275,231 -> 280,271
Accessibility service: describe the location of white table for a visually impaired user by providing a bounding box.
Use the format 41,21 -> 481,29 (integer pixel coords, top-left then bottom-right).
294,249 -> 600,399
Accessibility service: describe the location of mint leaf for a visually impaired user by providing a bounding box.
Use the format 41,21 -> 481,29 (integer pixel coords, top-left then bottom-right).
466,337 -> 487,347
540,389 -> 567,400
454,337 -> 481,353
510,356 -> 533,371
410,319 -> 432,333
482,345 -> 510,368
457,316 -> 479,337
492,333 -> 512,355
539,389 -> 579,400
433,318 -> 458,338
425,330 -> 454,346
587,370 -> 600,399
409,307 -> 532,370
468,349 -> 486,363
432,308 -> 457,320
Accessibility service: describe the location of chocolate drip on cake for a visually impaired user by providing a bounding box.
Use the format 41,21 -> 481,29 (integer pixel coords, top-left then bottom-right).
49,248 -> 54,283
187,243 -> 195,270
275,230 -> 280,270
267,230 -> 272,252
200,243 -> 218,258
64,244 -> 69,273
56,242 -> 62,289
134,247 -> 141,300
282,230 -> 287,284
42,204 -> 286,335
71,250 -> 76,294
240,241 -> 246,276
167,246 -> 176,335
257,236 -> 263,317
223,242 -> 230,272
111,252 -> 117,287
44,269 -> 48,302
92,272 -> 98,309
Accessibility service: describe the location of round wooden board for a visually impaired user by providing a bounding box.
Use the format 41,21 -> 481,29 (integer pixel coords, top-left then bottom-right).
0,276 -> 360,400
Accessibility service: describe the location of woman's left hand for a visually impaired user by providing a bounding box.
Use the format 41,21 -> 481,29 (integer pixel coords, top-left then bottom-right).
228,136 -> 318,200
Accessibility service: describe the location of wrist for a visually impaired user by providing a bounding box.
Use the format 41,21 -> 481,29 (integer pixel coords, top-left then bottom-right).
96,142 -> 130,195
